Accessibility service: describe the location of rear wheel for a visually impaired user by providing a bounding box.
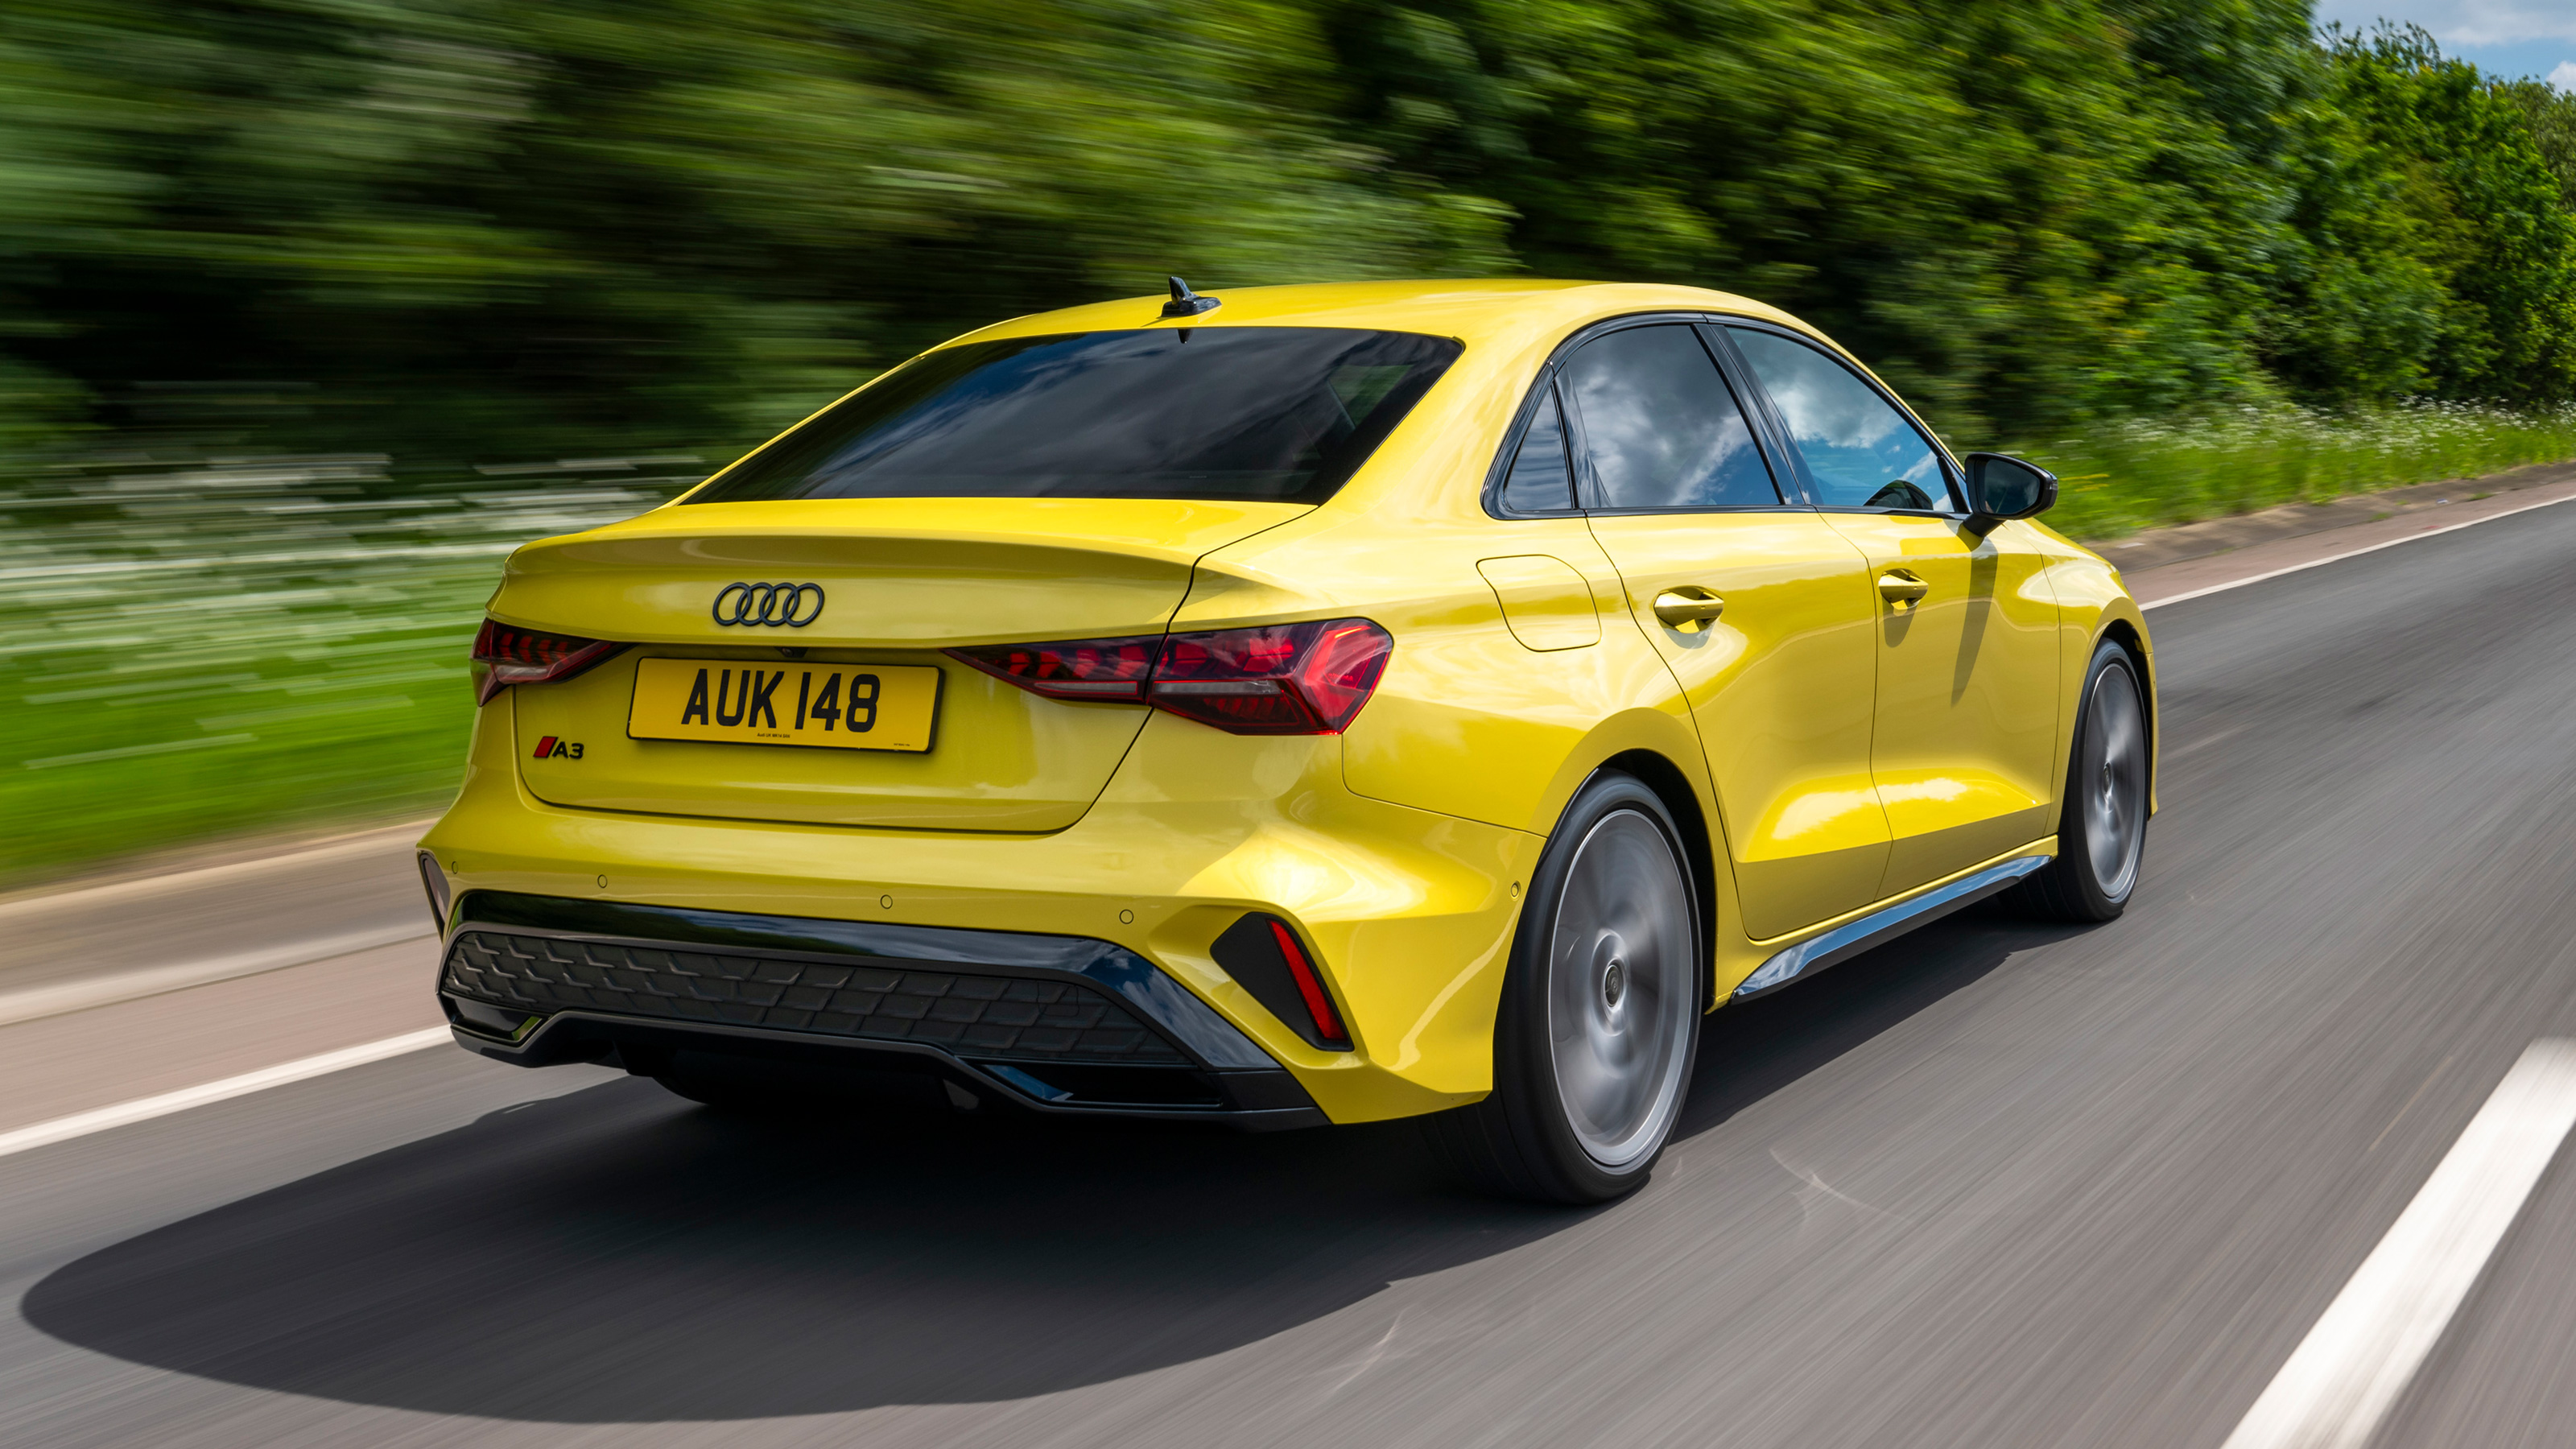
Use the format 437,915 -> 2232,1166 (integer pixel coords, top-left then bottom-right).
2010,641 -> 2149,922
1426,771 -> 1702,1203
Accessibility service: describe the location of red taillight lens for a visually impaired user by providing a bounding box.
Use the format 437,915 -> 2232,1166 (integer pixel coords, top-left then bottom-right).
944,634 -> 1162,701
946,618 -> 1392,736
470,619 -> 622,704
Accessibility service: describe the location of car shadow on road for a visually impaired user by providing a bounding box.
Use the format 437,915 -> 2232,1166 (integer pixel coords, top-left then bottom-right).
1672,905 -> 2095,1145
22,906 -> 2091,1424
22,1073 -> 1583,1421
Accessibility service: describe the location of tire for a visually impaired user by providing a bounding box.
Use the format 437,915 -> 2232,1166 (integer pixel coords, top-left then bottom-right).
2008,641 -> 2150,922
1426,770 -> 1703,1203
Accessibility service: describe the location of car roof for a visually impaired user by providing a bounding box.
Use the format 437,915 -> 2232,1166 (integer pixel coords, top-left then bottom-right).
949,279 -> 1820,353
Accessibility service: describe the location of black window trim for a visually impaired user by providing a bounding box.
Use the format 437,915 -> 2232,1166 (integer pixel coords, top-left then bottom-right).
1488,371 -> 1582,518
1480,312 -> 1806,521
1715,318 -> 1967,519
1694,322 -> 1814,510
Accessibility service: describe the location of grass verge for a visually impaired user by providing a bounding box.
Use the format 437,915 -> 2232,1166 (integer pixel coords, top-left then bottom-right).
0,454 -> 691,887
2028,400 -> 2576,538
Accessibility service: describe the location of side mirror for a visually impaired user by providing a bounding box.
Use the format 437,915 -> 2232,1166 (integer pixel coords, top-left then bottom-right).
1962,452 -> 2058,535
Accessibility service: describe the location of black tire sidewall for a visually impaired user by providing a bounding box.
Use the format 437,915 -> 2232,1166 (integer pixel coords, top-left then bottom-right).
1494,770 -> 1703,1202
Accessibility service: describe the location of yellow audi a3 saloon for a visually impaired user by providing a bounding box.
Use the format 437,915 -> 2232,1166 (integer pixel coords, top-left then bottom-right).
419,279 -> 2154,1202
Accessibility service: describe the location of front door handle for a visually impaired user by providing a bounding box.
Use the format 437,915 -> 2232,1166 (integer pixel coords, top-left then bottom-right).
1877,572 -> 1930,606
1652,587 -> 1726,630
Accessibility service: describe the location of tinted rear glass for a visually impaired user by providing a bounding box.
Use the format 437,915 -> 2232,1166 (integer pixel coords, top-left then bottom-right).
686,327 -> 1462,506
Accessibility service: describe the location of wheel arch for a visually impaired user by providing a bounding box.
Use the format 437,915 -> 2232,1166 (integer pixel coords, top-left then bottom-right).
1596,749 -> 1720,999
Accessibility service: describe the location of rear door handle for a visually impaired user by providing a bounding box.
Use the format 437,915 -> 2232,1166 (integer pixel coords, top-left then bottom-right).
1877,572 -> 1930,605
1652,587 -> 1726,630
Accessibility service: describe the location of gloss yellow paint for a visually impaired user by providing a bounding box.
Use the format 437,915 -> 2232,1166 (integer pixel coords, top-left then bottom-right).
424,279 -> 2154,1122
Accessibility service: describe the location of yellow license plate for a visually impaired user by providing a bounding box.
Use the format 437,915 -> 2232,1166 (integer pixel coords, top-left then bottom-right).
628,658 -> 941,753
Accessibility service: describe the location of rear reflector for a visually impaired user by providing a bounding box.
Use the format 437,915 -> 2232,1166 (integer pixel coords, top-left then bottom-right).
1267,920 -> 1347,1043
947,618 -> 1392,736
1209,912 -> 1351,1049
471,619 -> 622,704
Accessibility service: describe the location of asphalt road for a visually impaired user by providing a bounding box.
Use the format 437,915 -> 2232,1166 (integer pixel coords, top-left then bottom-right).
8,502 -> 2576,1447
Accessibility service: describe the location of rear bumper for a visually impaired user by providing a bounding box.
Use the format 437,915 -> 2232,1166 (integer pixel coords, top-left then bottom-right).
421,697 -> 1542,1124
441,891 -> 1325,1129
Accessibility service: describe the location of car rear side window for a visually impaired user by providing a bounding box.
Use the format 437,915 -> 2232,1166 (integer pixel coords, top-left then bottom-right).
1727,328 -> 1955,512
1559,324 -> 1781,511
686,327 -> 1463,506
1497,386 -> 1576,513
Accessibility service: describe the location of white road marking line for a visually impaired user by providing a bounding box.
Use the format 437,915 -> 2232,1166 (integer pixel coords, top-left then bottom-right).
0,924 -> 434,1028
0,1027 -> 452,1162
2139,488 -> 2576,609
2220,1038 -> 2576,1449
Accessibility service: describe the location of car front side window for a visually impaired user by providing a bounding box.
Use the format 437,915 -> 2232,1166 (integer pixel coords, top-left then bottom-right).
1728,328 -> 1954,512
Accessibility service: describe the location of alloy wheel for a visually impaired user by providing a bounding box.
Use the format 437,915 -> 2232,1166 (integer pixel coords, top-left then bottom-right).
1545,811 -> 1697,1167
2081,663 -> 2149,899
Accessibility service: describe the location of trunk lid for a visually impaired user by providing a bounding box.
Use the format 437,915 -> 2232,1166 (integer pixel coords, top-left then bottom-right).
493,497 -> 1300,831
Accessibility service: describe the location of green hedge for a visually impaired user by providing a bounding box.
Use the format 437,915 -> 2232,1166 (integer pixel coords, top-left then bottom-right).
2,4 -> 2574,465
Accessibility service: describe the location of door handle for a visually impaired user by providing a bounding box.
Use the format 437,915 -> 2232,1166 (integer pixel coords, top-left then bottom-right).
1877,572 -> 1930,606
1652,588 -> 1726,630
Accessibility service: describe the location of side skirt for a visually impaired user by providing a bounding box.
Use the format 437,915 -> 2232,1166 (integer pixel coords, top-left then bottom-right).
1731,854 -> 2050,1001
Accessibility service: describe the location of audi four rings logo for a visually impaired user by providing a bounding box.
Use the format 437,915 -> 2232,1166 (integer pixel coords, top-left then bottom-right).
712,581 -> 824,628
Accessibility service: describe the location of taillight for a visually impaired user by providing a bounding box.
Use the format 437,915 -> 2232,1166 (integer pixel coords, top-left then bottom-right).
943,634 -> 1161,701
947,618 -> 1392,736
470,619 -> 621,704
1152,620 -> 1393,734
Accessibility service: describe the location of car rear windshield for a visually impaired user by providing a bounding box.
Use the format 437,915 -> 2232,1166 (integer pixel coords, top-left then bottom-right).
684,327 -> 1463,506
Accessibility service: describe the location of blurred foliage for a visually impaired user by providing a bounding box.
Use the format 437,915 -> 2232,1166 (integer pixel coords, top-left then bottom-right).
2325,28 -> 2576,406
1327,3 -> 2576,434
2,2 -> 2574,464
2503,78 -> 2576,212
0,0 -> 1506,467
8,2 -> 2576,881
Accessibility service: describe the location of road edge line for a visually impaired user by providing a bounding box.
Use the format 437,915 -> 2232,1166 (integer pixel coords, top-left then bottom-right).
2137,489 -> 2576,609
0,1027 -> 453,1162
2219,1038 -> 2576,1449
0,818 -> 440,922
0,926 -> 436,1029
